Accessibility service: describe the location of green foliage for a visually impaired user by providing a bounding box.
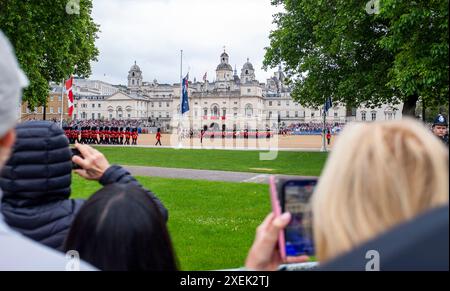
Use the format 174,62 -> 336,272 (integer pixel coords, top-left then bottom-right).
265,0 -> 448,114
0,0 -> 99,108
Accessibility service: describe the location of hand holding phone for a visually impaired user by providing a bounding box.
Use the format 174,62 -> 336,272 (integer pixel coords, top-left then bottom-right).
270,177 -> 316,260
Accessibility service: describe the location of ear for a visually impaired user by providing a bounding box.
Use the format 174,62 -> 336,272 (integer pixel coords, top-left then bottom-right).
0,129 -> 16,149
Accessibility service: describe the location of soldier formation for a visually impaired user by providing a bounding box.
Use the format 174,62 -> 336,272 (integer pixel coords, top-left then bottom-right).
63,126 -> 139,145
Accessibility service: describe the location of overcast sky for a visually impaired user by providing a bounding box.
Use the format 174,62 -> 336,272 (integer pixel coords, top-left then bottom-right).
90,0 -> 282,86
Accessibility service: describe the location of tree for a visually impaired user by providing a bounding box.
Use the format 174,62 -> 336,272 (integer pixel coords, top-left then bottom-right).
264,0 -> 448,116
0,0 -> 99,109
380,0 -> 449,116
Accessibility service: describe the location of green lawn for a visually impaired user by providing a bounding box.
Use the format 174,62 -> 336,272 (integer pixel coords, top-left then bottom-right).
71,175 -> 270,270
95,147 -> 327,176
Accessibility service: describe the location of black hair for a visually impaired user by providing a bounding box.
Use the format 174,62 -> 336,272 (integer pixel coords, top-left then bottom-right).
64,183 -> 178,271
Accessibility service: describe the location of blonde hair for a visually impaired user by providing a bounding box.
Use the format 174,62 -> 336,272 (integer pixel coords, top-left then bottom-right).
312,118 -> 449,262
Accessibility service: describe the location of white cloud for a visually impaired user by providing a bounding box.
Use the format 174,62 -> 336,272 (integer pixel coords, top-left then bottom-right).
90,0 -> 282,85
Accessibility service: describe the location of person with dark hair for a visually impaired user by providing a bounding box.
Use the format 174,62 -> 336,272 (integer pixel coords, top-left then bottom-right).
0,121 -> 168,251
155,128 -> 162,146
64,183 -> 178,271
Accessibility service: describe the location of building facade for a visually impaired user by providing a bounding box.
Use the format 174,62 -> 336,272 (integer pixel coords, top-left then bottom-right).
72,50 -> 403,131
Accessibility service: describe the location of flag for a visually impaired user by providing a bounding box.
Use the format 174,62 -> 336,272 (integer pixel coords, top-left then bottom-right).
181,73 -> 190,114
203,72 -> 207,83
65,76 -> 74,117
324,96 -> 333,113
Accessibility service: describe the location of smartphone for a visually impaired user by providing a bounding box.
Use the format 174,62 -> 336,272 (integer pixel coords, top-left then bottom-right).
71,148 -> 82,170
270,177 -> 316,259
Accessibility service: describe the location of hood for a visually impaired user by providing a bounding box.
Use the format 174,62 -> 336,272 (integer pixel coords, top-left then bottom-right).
0,121 -> 72,207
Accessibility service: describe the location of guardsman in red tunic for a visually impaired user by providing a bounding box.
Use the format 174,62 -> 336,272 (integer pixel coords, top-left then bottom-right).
124,127 -> 131,145
132,128 -> 138,145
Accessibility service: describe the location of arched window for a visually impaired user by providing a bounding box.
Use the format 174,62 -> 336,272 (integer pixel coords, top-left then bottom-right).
212,105 -> 219,117
132,72 -> 135,77
132,79 -> 135,85
245,104 -> 253,117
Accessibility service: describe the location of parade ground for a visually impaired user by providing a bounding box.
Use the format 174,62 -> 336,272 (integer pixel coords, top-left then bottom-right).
133,133 -> 336,150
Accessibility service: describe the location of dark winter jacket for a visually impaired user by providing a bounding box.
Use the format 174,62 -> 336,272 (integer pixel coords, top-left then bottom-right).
0,121 -> 168,251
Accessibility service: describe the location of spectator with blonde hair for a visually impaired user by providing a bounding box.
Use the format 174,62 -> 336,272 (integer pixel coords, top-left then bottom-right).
245,119 -> 449,270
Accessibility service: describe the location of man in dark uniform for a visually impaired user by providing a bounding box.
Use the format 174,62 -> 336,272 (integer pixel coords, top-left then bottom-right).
432,114 -> 448,146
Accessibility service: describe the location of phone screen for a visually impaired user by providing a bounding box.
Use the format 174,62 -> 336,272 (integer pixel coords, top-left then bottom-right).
281,179 -> 316,256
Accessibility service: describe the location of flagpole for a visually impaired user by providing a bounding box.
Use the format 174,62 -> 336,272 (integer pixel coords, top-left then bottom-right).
60,78 -> 64,128
321,96 -> 327,152
178,50 -> 183,147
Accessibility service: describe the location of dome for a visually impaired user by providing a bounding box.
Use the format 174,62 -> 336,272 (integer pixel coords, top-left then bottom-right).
243,58 -> 254,71
129,61 -> 141,72
216,63 -> 233,71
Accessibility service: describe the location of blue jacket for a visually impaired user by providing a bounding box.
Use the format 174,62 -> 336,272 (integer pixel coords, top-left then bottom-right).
0,121 -> 168,251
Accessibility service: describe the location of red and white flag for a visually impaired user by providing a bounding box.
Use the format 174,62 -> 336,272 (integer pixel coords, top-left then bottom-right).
65,76 -> 74,117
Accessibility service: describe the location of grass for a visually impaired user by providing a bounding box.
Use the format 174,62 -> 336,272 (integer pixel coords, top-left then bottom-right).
94,147 -> 328,176
71,175 -> 270,270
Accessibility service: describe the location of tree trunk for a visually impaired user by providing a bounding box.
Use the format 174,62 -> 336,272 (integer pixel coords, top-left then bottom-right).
43,105 -> 46,120
402,93 -> 419,117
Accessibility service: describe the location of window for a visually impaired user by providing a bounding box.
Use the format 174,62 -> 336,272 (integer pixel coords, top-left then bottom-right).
245,104 -> 253,117
269,111 -> 272,118
286,101 -> 289,106
247,89 -> 251,93
277,101 -> 281,106
58,96 -> 62,101
159,102 -> 162,108
91,113 -> 95,120
109,113 -> 113,119
269,101 -> 272,106
234,102 -> 238,105
159,112 -> 162,118
58,107 -> 61,114
151,102 -> 154,108
311,112 -> 315,118
98,104 -> 101,108
334,112 -> 338,117
166,102 -> 170,107
166,112 -> 170,118
98,113 -> 101,119
92,104 -> 95,108
361,112 -> 366,121
295,111 -> 298,118
204,109 -> 208,116
194,102 -> 198,105
50,107 -> 54,114
371,112 -> 377,121
212,106 -> 219,117
222,109 -> 226,117
50,96 -> 54,102
286,111 -> 290,118
128,114 -> 131,118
